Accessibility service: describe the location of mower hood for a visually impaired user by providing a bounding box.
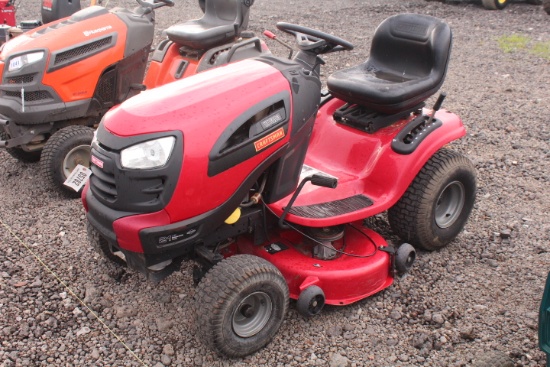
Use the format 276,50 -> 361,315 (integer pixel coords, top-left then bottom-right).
99,58 -> 295,223
1,10 -> 125,59
103,59 -> 287,137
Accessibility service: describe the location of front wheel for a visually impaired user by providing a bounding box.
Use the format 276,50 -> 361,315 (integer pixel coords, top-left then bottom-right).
388,149 -> 476,251
195,255 -> 289,357
0,131 -> 41,163
481,0 -> 509,10
40,125 -> 94,198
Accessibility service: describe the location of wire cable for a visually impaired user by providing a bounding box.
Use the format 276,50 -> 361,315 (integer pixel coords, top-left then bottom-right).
263,203 -> 379,259
0,217 -> 148,367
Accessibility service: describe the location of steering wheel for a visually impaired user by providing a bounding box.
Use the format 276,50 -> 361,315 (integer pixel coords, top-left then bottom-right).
276,22 -> 354,54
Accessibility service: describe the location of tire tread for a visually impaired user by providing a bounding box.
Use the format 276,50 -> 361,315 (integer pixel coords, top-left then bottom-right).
388,148 -> 476,250
194,254 -> 289,357
40,125 -> 94,198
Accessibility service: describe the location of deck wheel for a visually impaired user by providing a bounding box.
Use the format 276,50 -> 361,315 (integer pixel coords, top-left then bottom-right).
296,285 -> 326,318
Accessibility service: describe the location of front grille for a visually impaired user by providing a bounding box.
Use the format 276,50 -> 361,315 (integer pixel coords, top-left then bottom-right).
4,90 -> 52,102
7,74 -> 36,84
54,36 -> 113,66
89,129 -> 183,214
89,148 -> 171,212
95,69 -> 116,103
90,163 -> 117,202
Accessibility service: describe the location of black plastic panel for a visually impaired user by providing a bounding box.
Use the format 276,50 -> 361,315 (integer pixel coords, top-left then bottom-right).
391,114 -> 442,155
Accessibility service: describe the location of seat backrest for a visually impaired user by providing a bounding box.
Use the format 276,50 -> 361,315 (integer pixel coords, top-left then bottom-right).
202,0 -> 252,35
368,13 -> 451,80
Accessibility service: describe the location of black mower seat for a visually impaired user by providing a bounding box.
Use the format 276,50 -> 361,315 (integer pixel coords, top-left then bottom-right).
165,0 -> 252,50
327,14 -> 452,114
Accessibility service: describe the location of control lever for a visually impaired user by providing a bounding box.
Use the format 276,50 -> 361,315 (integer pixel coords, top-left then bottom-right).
278,174 -> 338,228
311,174 -> 337,188
428,92 -> 446,124
263,30 -> 294,60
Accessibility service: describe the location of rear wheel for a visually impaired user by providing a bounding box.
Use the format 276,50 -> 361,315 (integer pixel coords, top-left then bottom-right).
388,149 -> 476,251
195,255 -> 288,357
40,125 -> 94,198
481,0 -> 509,10
0,131 -> 41,163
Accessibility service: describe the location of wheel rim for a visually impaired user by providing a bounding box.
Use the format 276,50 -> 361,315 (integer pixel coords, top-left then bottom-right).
435,181 -> 465,229
232,291 -> 273,338
308,295 -> 324,315
63,144 -> 91,178
405,252 -> 416,267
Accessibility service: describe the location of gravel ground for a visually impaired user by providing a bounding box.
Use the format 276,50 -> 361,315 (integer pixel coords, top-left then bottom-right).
1,0 -> 549,366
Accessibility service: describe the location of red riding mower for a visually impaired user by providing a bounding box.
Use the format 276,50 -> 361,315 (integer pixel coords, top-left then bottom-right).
0,0 -> 266,196
83,13 -> 476,357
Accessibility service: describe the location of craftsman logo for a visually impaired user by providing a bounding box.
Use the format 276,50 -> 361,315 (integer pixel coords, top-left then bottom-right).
83,25 -> 112,37
254,128 -> 285,152
91,155 -> 104,169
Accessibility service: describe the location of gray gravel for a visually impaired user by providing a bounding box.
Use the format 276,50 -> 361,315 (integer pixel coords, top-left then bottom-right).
1,0 -> 549,366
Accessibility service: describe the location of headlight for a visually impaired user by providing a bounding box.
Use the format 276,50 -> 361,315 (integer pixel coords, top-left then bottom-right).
120,136 -> 175,169
8,51 -> 45,72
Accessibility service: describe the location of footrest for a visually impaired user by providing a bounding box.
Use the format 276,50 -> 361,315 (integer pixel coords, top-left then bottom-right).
288,195 -> 373,219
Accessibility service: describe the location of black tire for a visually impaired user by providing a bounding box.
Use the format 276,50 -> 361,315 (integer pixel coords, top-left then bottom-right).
388,149 -> 476,251
473,351 -> 514,367
296,285 -> 325,318
40,125 -> 94,198
86,220 -> 126,266
0,130 -> 41,163
481,0 -> 509,10
543,0 -> 550,14
195,255 -> 289,357
395,243 -> 416,275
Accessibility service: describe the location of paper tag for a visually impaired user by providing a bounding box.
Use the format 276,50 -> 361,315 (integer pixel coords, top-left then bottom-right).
63,164 -> 92,192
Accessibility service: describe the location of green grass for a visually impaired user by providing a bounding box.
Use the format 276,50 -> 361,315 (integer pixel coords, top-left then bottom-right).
498,34 -> 529,53
497,34 -> 550,60
531,41 -> 550,60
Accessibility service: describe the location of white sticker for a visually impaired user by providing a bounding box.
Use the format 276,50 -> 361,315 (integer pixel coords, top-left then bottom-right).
8,57 -> 22,71
63,164 -> 92,192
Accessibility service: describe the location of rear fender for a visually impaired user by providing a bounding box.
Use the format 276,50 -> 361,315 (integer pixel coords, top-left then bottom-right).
269,98 -> 467,226
144,37 -> 269,89
143,40 -> 199,89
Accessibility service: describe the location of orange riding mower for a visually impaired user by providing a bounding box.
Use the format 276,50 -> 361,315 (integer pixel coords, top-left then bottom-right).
0,0 -> 267,197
